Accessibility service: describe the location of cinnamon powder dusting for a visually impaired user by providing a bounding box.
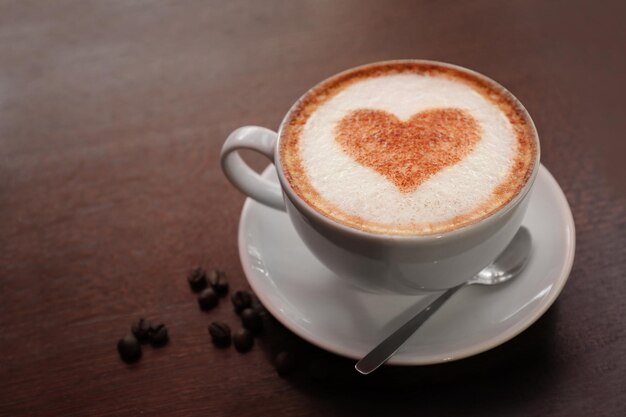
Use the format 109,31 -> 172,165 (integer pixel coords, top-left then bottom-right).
279,61 -> 538,235
335,108 -> 481,193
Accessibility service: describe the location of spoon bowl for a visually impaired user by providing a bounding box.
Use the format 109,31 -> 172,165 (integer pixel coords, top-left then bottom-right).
469,227 -> 531,286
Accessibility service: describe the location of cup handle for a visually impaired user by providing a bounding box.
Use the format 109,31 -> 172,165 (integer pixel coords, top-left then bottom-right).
220,126 -> 285,211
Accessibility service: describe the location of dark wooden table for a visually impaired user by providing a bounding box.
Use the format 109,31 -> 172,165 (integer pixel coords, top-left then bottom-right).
1,1 -> 624,416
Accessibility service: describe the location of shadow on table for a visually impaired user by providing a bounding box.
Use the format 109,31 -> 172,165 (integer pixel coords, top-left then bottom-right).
256,300 -> 562,414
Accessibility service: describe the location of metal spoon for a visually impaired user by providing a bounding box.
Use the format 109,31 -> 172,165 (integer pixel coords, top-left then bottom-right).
355,227 -> 532,375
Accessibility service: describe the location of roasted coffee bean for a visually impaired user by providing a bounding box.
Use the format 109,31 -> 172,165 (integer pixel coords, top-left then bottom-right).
308,358 -> 330,380
233,328 -> 254,353
197,288 -> 218,310
187,267 -> 208,292
208,269 -> 229,296
208,322 -> 231,347
149,323 -> 169,347
117,334 -> 141,363
131,318 -> 152,343
275,351 -> 295,376
241,308 -> 262,333
231,290 -> 253,314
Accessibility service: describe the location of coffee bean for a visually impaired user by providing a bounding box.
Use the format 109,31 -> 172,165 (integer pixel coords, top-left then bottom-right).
131,318 -> 152,343
241,308 -> 262,333
231,290 -> 253,314
149,323 -> 169,347
197,287 -> 218,310
275,351 -> 295,376
233,328 -> 254,353
117,334 -> 141,363
208,269 -> 229,296
208,322 -> 231,347
308,358 -> 330,380
187,267 -> 208,292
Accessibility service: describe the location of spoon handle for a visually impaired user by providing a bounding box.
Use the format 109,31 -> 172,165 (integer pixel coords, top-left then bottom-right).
355,284 -> 464,375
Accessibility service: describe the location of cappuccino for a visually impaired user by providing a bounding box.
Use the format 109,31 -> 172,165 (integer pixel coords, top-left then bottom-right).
279,61 -> 538,235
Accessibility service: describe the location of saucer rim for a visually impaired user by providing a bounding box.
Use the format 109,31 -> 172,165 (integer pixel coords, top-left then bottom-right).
238,164 -> 576,365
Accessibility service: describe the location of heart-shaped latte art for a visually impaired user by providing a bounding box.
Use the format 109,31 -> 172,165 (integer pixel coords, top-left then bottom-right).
335,108 -> 481,193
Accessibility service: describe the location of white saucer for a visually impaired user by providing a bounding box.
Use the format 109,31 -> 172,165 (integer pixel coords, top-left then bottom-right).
238,165 -> 575,365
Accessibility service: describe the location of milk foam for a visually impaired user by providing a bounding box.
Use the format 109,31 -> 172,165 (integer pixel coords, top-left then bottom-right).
298,73 -> 517,227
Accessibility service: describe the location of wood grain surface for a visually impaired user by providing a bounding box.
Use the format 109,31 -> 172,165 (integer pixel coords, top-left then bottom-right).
1,1 -> 624,416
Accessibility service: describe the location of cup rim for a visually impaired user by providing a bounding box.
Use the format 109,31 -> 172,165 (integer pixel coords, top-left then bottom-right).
273,59 -> 541,243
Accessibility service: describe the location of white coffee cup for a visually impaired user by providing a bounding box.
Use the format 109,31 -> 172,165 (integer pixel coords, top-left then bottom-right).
221,61 -> 540,293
